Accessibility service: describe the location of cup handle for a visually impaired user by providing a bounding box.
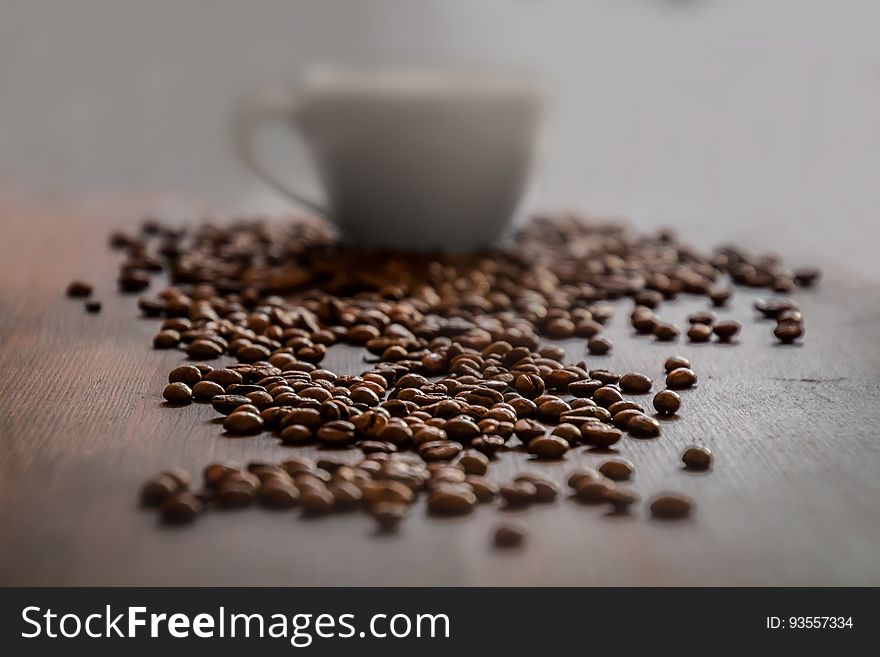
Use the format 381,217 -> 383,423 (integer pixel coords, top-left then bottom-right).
232,89 -> 328,217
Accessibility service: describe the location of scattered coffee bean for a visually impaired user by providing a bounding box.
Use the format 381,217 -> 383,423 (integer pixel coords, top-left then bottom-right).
682,446 -> 713,470
494,522 -> 527,548
650,494 -> 693,519
598,459 -> 634,481
372,501 -> 407,530
160,492 -> 202,524
162,382 -> 193,405
652,389 -> 681,416
85,300 -> 102,314
664,356 -> 690,373
713,320 -> 741,342
168,365 -> 202,387
774,320 -> 804,344
627,414 -> 661,438
666,368 -> 697,389
687,323 -> 712,343
527,435 -> 569,459
619,372 -> 652,394
66,280 -> 93,297
587,336 -> 612,355
223,411 -> 265,435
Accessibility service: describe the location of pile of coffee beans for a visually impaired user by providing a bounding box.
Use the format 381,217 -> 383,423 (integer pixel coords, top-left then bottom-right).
110,214 -> 818,544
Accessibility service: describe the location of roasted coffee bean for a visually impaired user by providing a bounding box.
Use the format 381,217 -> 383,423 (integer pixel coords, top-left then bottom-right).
652,389 -> 681,416
687,311 -> 716,325
66,280 -> 93,297
215,481 -> 256,508
280,424 -> 313,444
494,522 -> 527,548
259,483 -> 300,508
153,330 -> 180,349
223,411 -> 264,435
580,422 -> 623,448
192,380 -> 224,401
666,367 -> 697,389
664,356 -> 690,373
372,501 -> 407,530
527,435 -> 569,459
687,323 -> 712,343
160,492 -> 202,524
187,339 -> 224,360
466,475 -> 498,502
329,481 -> 363,508
612,408 -> 643,430
551,423 -> 582,446
606,488 -> 639,513
682,446 -> 713,470
85,300 -> 102,313
362,481 -> 414,507
568,379 -> 603,398
713,320 -> 741,342
514,373 -> 545,399
471,434 -> 505,457
211,394 -> 252,415
593,386 -> 624,408
500,481 -> 537,506
317,420 -> 357,446
427,488 -> 476,515
205,368 -> 243,387
301,489 -> 335,515
754,297 -> 799,319
598,459 -> 634,481
515,474 -> 559,502
574,479 -> 615,503
419,440 -> 463,462
608,400 -> 643,415
566,468 -> 602,490
443,416 -> 481,441
141,474 -> 181,506
627,414 -> 661,438
650,494 -> 693,519
774,320 -> 804,343
618,372 -> 652,394
793,267 -> 820,287
587,336 -> 612,355
514,418 -> 546,442
168,365 -> 202,387
458,450 -> 489,475
162,382 -> 193,405
359,440 -> 398,454
653,322 -> 680,341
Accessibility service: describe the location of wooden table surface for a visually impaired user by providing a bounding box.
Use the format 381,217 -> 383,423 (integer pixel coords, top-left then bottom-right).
1,192 -> 879,587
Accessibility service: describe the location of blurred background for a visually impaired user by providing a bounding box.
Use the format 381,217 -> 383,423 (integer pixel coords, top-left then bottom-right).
1,0 -> 879,271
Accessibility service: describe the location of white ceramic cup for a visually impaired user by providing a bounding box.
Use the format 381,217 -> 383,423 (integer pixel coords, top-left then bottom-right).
234,69 -> 544,252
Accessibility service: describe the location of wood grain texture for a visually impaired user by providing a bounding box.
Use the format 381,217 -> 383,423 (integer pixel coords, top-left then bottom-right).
1,193 -> 879,586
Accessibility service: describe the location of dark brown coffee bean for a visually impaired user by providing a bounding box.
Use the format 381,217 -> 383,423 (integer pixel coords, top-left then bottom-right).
774,320 -> 804,343
500,481 -> 537,506
566,468 -> 602,489
205,368 -> 243,387
754,297 -> 799,319
160,492 -> 202,524
427,488 -> 476,515
608,400 -> 643,415
687,323 -> 712,343
359,440 -> 398,454
612,408 -> 643,430
627,414 -> 661,438
793,267 -> 820,287
141,474 -> 180,506
494,522 -> 527,548
192,380 -> 224,401
666,367 -> 697,389
168,365 -> 202,387
515,474 -> 559,502
618,372 -> 652,394
301,489 -> 335,515
551,422 -> 582,446
593,386 -> 624,408
514,373 -> 545,399
605,488 -> 639,513
162,382 -> 193,405
579,421 -> 622,448
471,434 -> 505,457
514,418 -> 546,442
713,320 -> 741,342
682,445 -> 713,470
211,394 -> 251,415
223,411 -> 264,435
329,481 -> 363,508
66,280 -> 93,297
574,479 -> 615,503
458,449 -> 489,475
652,389 -> 681,416
153,330 -> 180,349
84,300 -> 102,313
372,501 -> 407,530
527,435 -> 569,459
653,322 -> 680,341
687,311 -> 716,325
587,336 -> 612,355
598,458 -> 634,481
419,440 -> 462,462
279,423 -> 312,444
187,339 -> 224,360
568,379 -> 602,398
215,480 -> 256,508
466,475 -> 498,502
259,483 -> 300,508
443,416 -> 481,441
317,420 -> 356,446
362,481 -> 414,507
664,356 -> 690,373
650,494 -> 693,519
